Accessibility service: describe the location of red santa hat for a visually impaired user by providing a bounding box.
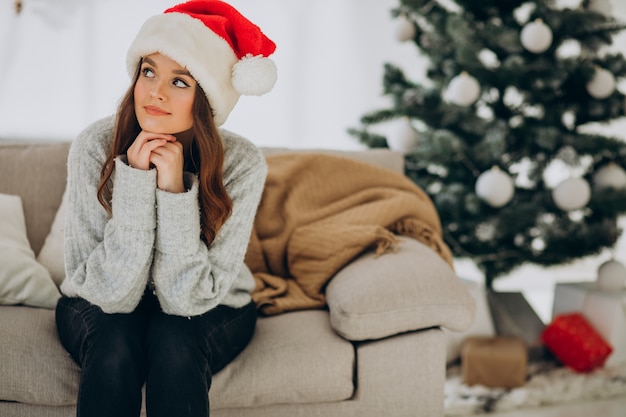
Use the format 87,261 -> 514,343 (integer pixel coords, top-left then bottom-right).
126,0 -> 277,126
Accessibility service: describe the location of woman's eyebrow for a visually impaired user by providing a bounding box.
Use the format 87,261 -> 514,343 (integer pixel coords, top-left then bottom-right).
141,57 -> 191,77
173,68 -> 192,77
142,56 -> 157,67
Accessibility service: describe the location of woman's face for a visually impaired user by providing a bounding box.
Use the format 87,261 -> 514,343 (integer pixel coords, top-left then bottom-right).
134,53 -> 197,134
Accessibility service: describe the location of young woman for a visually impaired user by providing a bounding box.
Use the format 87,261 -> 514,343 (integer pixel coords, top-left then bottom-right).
55,1 -> 277,416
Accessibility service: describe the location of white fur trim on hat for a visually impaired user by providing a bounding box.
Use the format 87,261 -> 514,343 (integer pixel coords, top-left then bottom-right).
127,13 -> 240,126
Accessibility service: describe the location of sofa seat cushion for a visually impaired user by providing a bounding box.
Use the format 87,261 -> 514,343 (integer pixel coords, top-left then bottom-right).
0,307 -> 354,409
211,310 -> 355,408
0,306 -> 79,406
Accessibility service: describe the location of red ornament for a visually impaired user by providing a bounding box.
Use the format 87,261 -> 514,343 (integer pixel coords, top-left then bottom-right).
541,313 -> 613,373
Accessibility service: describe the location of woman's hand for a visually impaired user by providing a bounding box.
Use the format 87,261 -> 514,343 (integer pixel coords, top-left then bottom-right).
150,139 -> 185,193
127,131 -> 185,193
127,131 -> 175,171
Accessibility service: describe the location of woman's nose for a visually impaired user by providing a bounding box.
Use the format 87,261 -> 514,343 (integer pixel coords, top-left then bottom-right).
150,81 -> 166,100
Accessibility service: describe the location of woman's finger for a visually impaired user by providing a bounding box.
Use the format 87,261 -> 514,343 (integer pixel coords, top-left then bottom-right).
128,131 -> 176,169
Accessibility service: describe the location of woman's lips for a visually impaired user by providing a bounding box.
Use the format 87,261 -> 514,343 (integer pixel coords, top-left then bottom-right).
144,106 -> 170,116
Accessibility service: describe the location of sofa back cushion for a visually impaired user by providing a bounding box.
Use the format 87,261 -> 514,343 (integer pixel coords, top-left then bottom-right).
261,147 -> 404,174
0,142 -> 71,255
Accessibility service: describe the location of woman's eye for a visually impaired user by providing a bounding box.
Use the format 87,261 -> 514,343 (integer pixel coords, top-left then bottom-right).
173,78 -> 190,88
141,67 -> 155,78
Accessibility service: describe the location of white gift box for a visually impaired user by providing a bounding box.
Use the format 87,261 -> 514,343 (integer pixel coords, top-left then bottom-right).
552,282 -> 626,367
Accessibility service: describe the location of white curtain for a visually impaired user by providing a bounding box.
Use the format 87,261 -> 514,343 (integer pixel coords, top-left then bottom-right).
0,0 -> 427,149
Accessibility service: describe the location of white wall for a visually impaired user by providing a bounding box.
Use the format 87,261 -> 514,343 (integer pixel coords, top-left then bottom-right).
0,0 -> 424,148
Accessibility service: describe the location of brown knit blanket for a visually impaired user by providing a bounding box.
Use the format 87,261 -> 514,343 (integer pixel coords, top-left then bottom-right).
244,153 -> 453,315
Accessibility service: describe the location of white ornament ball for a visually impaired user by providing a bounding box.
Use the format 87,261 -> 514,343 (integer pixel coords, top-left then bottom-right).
597,259 -> 626,291
588,0 -> 613,17
475,167 -> 515,208
586,67 -> 616,99
394,15 -> 416,43
552,177 -> 591,211
446,72 -> 481,106
594,163 -> 626,189
520,19 -> 553,53
387,118 -> 419,154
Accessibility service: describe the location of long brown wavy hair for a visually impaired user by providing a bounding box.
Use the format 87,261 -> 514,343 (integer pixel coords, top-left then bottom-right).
97,63 -> 233,246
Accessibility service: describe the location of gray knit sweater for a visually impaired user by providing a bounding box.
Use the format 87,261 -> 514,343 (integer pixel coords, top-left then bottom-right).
59,115 -> 267,316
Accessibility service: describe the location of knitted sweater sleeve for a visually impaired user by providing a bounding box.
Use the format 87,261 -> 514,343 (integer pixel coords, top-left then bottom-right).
151,135 -> 267,316
60,118 -> 157,313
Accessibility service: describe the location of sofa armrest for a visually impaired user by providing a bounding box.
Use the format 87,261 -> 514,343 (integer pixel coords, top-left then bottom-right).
326,237 -> 476,341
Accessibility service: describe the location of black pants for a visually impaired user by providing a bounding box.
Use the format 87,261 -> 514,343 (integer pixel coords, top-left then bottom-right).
55,290 -> 257,417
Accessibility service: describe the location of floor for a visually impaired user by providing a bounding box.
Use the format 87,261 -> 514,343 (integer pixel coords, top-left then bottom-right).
451,217 -> 626,416
474,397 -> 626,416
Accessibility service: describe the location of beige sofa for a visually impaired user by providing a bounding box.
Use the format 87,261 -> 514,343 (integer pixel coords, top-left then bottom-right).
0,140 -> 475,417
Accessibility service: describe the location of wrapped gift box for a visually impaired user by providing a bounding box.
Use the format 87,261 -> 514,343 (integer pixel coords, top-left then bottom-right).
461,336 -> 527,388
552,282 -> 626,367
542,312 -> 612,372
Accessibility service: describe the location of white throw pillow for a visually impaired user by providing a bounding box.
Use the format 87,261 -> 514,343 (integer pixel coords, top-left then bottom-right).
37,192 -> 67,286
0,193 -> 61,308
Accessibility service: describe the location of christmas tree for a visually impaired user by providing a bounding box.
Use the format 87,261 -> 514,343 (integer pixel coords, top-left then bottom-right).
349,0 -> 626,288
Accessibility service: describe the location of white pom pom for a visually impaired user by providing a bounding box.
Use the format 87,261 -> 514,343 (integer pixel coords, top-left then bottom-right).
232,54 -> 277,96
